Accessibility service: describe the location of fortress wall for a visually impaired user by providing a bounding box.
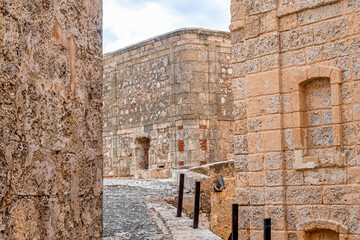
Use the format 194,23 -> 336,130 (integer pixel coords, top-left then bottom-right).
103,29 -> 234,177
230,0 -> 360,239
0,0 -> 103,238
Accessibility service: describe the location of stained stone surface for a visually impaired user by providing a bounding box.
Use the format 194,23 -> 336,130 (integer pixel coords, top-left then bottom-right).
0,0 -> 103,238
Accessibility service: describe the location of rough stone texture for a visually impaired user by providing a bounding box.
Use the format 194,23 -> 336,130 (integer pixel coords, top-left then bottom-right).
231,0 -> 360,238
0,0 -> 103,239
103,28 -> 234,177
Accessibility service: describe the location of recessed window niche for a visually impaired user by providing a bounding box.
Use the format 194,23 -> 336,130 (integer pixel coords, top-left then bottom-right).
291,67 -> 343,169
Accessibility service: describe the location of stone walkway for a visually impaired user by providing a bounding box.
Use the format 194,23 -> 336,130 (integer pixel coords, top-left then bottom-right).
103,179 -> 178,239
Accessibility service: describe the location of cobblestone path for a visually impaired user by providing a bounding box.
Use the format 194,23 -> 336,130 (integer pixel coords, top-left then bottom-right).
103,179 -> 178,240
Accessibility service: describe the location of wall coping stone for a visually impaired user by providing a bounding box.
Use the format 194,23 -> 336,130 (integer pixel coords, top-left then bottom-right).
104,28 -> 231,59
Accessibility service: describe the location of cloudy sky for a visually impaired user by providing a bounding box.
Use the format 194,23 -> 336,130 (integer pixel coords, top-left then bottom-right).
103,0 -> 231,53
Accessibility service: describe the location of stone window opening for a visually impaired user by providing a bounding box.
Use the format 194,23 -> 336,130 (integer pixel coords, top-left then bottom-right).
291,66 -> 343,170
134,137 -> 151,171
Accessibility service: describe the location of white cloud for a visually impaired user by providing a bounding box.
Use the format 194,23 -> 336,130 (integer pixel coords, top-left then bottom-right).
103,0 -> 230,53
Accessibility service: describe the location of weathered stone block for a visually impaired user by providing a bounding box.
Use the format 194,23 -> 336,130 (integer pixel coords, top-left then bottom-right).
249,172 -> 264,187
322,111 -> 333,124
279,0 -> 340,16
280,50 -> 306,67
323,36 -> 360,60
266,187 -> 284,204
314,17 -> 348,44
234,134 -> 248,154
280,26 -> 313,51
9,199 -> 42,240
305,78 -> 332,110
324,186 -> 360,205
233,78 -> 246,100
307,126 -> 334,147
286,186 -> 322,204
237,172 -> 250,188
307,111 -> 321,126
265,152 -> 283,170
245,70 -> 280,97
233,101 -> 247,120
298,1 -> 343,25
249,188 -> 265,205
279,13 -> 298,31
244,0 -> 277,15
266,171 -> 283,186
232,43 -> 246,63
260,11 -> 278,34
285,170 -> 304,185
246,95 -> 281,117
248,154 -> 264,171
262,54 -> 279,71
351,53 -> 360,79
234,155 -> 249,171
305,46 -> 323,64
284,129 -> 295,150
236,188 -> 250,205
245,33 -> 280,58
345,0 -> 360,13
248,131 -> 282,153
233,58 -> 261,77
286,207 -> 300,230
304,168 -> 346,185
296,205 -> 314,222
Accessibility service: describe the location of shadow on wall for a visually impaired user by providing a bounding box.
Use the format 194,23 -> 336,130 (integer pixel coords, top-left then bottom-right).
135,137 -> 150,171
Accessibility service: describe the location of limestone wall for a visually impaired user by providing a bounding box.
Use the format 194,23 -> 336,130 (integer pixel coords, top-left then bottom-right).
231,0 -> 360,239
0,0 -> 103,239
103,29 -> 234,177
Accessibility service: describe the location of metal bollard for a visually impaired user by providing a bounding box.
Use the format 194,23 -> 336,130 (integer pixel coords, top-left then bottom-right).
232,204 -> 239,240
264,218 -> 271,240
193,181 -> 201,229
176,173 -> 185,217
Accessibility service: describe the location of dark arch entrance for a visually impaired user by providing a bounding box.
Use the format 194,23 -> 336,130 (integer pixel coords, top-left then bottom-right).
134,137 -> 150,171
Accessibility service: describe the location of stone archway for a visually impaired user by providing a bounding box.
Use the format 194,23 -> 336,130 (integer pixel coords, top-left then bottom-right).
306,229 -> 339,240
296,220 -> 348,240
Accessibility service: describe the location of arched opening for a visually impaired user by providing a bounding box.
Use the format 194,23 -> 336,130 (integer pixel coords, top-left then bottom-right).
296,219 -> 348,240
134,137 -> 150,171
291,66 -> 343,169
306,229 -> 339,240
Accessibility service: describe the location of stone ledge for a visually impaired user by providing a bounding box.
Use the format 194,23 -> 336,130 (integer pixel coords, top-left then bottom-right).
148,201 -> 222,240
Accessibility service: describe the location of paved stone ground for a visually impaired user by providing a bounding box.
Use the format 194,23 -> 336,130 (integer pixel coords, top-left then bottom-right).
103,179 -> 178,240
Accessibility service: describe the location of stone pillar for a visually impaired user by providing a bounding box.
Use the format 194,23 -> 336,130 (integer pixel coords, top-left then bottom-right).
1,0 -> 103,239
230,0 -> 287,238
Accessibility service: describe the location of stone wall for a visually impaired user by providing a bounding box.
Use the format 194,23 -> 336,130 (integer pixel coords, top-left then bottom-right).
0,0 -> 103,239
230,0 -> 360,239
103,28 -> 234,177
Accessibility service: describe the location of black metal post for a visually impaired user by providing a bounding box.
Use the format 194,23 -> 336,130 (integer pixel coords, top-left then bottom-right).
232,204 -> 238,240
176,173 -> 185,217
264,218 -> 271,240
193,181 -> 201,229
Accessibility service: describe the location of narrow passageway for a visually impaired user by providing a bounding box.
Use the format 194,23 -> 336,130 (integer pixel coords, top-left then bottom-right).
103,179 -> 178,239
